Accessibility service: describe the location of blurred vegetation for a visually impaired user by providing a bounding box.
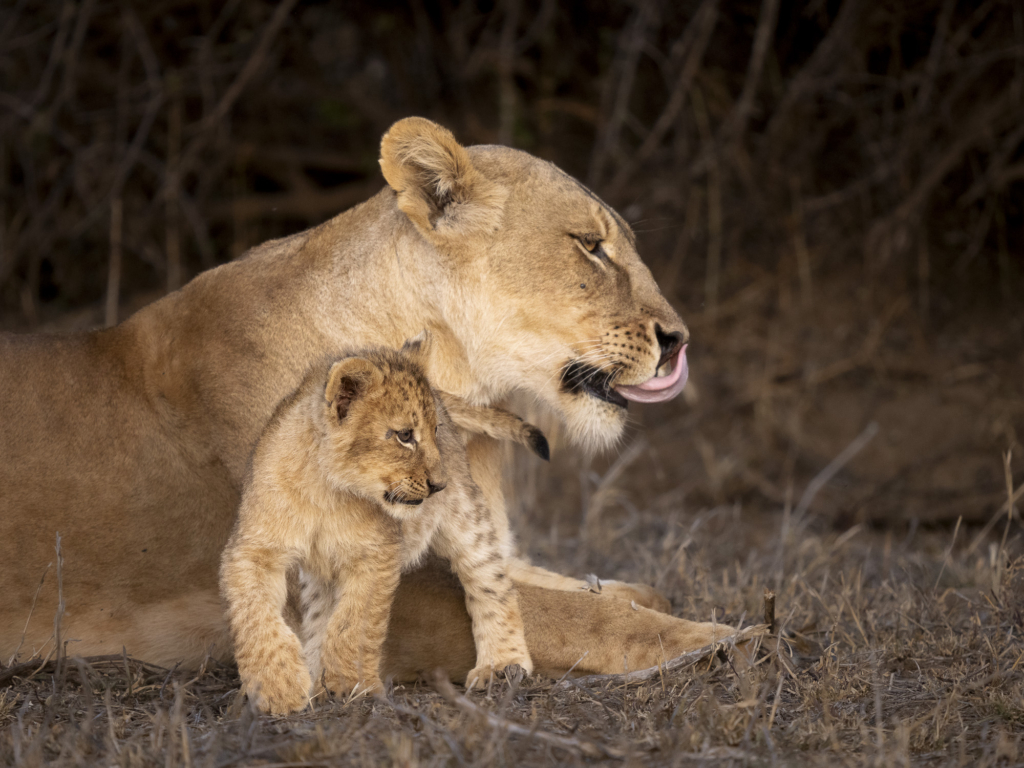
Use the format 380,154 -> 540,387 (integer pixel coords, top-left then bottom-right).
0,0 -> 1021,327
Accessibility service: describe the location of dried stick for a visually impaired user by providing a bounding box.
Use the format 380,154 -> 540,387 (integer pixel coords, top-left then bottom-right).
934,515 -> 962,590
723,0 -> 779,143
0,139 -> 6,289
431,671 -> 624,759
763,588 -> 776,635
7,562 -> 50,668
789,175 -> 812,306
917,0 -> 956,115
52,533 -> 65,684
791,421 -> 879,524
105,197 -> 123,328
29,1 -> 75,109
553,624 -> 768,690
917,234 -> 930,324
582,437 -> 648,541
180,0 -> 299,178
54,0 -> 98,112
771,421 -> 880,582
766,0 -> 864,140
609,0 -> 718,189
496,0 -> 521,147
165,71 -> 182,293
998,450 -> 1016,560
588,0 -> 657,186
691,86 -> 722,322
111,8 -> 164,194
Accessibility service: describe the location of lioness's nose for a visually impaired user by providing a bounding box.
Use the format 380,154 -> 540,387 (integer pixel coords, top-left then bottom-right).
427,479 -> 447,496
655,324 -> 687,367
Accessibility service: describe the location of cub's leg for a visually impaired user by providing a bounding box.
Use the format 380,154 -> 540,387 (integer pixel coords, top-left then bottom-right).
297,568 -> 335,686
317,545 -> 402,698
432,486 -> 533,689
220,543 -> 311,714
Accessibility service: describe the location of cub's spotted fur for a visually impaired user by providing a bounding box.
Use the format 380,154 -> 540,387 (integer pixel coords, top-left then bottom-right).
220,340 -> 546,714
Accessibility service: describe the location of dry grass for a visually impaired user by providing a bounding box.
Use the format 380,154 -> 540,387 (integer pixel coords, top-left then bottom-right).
1,514 -> 1020,766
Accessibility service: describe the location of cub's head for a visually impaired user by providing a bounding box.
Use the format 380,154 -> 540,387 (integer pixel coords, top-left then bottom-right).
380,118 -> 689,452
317,349 -> 449,520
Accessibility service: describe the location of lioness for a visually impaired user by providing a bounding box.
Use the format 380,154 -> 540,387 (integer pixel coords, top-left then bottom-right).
223,342 -> 543,713
1,117 -> 727,679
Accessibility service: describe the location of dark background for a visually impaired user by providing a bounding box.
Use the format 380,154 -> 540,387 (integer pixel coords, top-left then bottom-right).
2,0 -> 1022,529
1,0 -> 1021,328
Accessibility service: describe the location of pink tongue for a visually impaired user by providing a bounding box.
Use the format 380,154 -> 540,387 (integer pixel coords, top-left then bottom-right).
616,345 -> 688,404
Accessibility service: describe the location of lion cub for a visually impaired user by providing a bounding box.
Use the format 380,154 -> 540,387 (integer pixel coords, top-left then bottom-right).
220,339 -> 546,714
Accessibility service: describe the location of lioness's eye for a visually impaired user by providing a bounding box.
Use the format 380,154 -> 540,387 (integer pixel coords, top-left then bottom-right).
396,429 -> 413,443
574,235 -> 609,263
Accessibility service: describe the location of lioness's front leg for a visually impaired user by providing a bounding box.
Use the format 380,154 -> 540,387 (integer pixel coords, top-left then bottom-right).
381,558 -> 733,682
507,559 -> 672,613
220,544 -> 311,714
318,549 -> 401,697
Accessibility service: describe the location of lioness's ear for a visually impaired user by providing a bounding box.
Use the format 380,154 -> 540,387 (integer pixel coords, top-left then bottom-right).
325,358 -> 383,421
379,117 -> 506,240
400,329 -> 433,368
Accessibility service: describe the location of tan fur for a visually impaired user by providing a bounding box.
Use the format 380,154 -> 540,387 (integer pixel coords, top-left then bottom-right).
0,116 -> 731,677
221,348 -> 536,713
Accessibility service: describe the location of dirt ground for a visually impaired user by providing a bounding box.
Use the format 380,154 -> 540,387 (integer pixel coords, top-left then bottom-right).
2,267 -> 1021,767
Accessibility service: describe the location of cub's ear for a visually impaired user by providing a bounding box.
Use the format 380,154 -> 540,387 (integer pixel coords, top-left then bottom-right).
325,358 -> 384,421
379,117 -> 507,242
400,329 -> 433,368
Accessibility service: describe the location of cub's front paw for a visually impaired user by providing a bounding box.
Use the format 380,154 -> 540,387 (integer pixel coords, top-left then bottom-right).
244,655 -> 312,715
323,671 -> 384,699
465,654 -> 533,690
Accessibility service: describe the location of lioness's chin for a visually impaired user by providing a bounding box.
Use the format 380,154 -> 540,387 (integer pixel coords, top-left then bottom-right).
558,392 -> 628,453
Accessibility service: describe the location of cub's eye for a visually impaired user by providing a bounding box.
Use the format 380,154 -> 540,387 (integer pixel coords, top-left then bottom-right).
395,429 -> 415,445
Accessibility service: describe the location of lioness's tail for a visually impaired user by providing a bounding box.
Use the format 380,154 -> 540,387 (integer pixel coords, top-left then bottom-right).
439,393 -> 550,461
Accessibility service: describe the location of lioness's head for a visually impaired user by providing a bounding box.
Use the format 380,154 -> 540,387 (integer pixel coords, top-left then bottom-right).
379,118 -> 689,452
318,349 -> 449,519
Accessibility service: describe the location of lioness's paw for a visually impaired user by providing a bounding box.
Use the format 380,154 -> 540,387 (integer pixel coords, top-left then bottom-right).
245,658 -> 312,715
661,619 -> 738,657
595,579 -> 672,614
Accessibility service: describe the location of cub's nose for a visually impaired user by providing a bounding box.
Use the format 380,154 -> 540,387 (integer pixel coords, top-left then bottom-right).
427,479 -> 447,496
654,324 -> 687,367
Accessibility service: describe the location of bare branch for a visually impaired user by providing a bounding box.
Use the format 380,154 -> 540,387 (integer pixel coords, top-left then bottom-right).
180,0 -> 299,179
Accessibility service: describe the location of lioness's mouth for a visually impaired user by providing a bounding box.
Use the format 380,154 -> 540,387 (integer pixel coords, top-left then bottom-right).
615,345 -> 688,404
560,361 -> 628,409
